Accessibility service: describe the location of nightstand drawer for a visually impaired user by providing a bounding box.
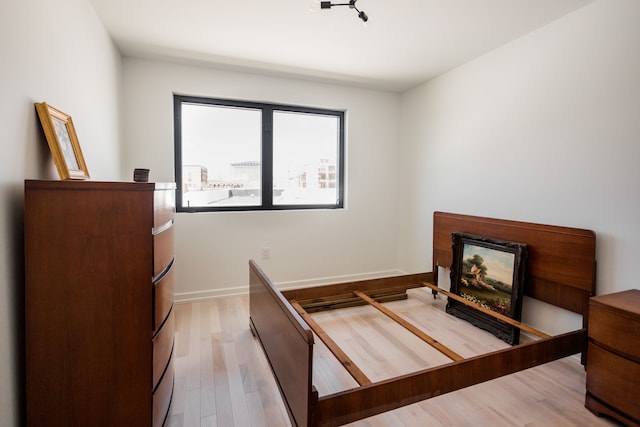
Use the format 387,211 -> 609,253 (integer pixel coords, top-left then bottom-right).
589,290 -> 640,361
587,342 -> 640,420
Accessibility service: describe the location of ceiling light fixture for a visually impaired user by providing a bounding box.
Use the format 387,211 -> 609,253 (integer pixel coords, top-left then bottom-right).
321,0 -> 368,23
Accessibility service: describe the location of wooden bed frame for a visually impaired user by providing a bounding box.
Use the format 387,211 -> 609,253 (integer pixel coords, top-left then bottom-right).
249,212 -> 596,427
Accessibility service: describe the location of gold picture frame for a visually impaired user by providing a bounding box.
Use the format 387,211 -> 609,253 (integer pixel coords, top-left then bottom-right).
35,102 -> 90,180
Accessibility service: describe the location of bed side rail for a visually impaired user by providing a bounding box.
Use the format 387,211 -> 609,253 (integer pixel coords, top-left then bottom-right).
316,328 -> 587,426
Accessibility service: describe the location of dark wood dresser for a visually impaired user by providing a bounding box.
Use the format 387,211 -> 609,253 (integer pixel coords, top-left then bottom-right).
586,289 -> 640,427
24,180 -> 176,427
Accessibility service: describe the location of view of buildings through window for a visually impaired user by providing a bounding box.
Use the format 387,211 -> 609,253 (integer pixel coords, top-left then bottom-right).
175,96 -> 344,211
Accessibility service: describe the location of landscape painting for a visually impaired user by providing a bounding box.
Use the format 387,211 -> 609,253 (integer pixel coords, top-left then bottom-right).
447,232 -> 527,344
459,242 -> 515,315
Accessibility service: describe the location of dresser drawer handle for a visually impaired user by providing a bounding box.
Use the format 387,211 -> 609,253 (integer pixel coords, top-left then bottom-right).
154,258 -> 174,285
153,219 -> 174,235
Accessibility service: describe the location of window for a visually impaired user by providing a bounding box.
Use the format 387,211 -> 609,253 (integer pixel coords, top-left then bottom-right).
174,95 -> 345,212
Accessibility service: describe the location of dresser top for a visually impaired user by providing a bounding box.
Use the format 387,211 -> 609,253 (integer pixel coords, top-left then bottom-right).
25,179 -> 175,191
590,289 -> 640,317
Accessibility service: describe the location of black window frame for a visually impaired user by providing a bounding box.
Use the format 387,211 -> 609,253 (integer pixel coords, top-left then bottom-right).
174,94 -> 345,212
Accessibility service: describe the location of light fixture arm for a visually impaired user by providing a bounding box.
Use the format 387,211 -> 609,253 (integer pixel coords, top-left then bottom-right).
320,0 -> 368,22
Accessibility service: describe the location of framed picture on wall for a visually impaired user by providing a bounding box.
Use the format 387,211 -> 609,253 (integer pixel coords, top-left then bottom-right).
446,232 -> 528,344
35,102 -> 90,180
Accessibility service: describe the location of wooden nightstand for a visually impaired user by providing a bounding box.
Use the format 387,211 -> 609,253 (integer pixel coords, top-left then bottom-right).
586,289 -> 640,427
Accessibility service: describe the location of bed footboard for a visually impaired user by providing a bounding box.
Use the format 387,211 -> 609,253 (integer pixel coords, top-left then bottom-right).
249,260 -> 317,427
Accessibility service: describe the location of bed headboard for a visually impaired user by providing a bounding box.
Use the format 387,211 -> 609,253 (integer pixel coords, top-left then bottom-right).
433,211 -> 596,315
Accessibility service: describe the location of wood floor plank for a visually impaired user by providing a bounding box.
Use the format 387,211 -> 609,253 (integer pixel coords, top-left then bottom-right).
222,340 -> 252,426
200,305 -> 215,420
166,413 -> 183,427
211,332 -> 235,426
174,303 -> 192,358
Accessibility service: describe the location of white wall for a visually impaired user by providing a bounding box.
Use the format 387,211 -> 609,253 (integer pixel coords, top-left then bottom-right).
0,0 -> 122,424
398,0 -> 640,333
122,59 -> 402,299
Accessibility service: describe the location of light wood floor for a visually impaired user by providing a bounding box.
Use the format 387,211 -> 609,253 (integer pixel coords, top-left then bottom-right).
167,290 -> 621,427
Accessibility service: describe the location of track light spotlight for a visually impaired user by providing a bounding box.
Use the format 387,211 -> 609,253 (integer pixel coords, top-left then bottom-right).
320,0 -> 369,23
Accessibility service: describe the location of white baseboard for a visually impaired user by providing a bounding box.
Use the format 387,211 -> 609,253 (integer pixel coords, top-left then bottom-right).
174,268 -> 406,304
174,287 -> 250,304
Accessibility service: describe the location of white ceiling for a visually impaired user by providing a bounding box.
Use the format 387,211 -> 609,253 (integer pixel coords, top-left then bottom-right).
89,0 -> 594,92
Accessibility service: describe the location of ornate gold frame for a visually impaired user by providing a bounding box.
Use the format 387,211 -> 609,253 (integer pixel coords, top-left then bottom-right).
35,102 -> 89,180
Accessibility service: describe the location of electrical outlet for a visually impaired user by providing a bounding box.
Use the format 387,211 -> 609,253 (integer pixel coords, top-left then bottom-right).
261,247 -> 271,260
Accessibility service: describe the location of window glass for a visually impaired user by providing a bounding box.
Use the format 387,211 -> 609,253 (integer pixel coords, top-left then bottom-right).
180,103 -> 261,208
273,111 -> 339,205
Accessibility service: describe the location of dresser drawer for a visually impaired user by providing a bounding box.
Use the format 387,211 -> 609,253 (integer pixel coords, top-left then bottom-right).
153,311 -> 174,389
152,354 -> 174,427
154,266 -> 174,332
587,342 -> 640,420
153,224 -> 174,279
589,290 -> 640,361
154,188 -> 175,229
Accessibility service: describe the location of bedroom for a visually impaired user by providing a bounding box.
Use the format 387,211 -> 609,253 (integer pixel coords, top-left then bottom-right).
2,0 -> 639,425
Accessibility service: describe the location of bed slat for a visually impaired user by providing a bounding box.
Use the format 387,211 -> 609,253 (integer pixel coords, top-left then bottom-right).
353,291 -> 463,361
420,281 -> 551,339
